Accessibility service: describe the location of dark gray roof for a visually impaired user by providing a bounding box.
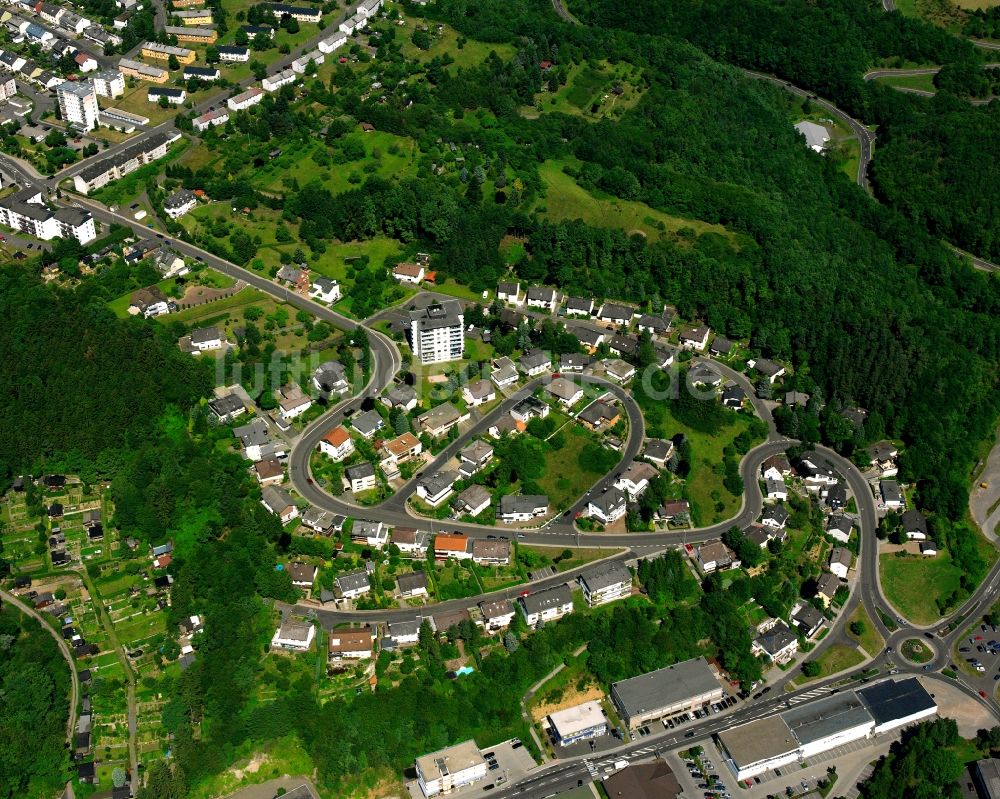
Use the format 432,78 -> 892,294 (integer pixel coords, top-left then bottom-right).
599,302 -> 634,321
782,692 -> 872,746
397,571 -> 428,593
408,300 -> 462,331
827,514 -> 853,534
190,326 -> 220,344
336,569 -> 370,593
520,583 -> 572,615
346,461 -> 376,480
579,560 -> 630,593
857,677 -> 935,726
901,509 -> 927,534
500,494 -> 548,514
351,409 -> 383,436
755,621 -> 796,656
208,393 -> 243,417
578,400 -> 618,426
418,470 -> 458,497
762,504 -> 789,525
611,657 -> 720,719
526,285 -> 556,302
78,131 -> 172,182
590,487 -> 627,516
564,296 -> 593,313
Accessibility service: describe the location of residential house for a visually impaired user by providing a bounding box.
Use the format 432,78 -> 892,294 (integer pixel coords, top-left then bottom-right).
710,336 -> 734,356
596,302 -> 635,327
744,523 -> 781,549
235,418 -> 270,459
312,360 -> 349,396
458,440 -> 493,477
578,561 -> 631,606
722,384 -> 746,409
479,598 -> 515,631
261,486 -> 298,523
397,570 -> 428,598
679,325 -> 711,351
147,86 -> 186,105
277,383 -> 312,421
829,547 -> 852,579
415,470 -> 459,508
765,478 -> 788,501
519,584 -> 573,626
519,348 -> 552,377
761,454 -> 792,481
183,65 -> 221,81
471,537 -> 511,565
791,602 -> 825,639
190,326 -> 223,352
153,249 -> 188,278
544,377 -> 584,406
271,618 -> 315,650
798,454 -> 839,491
575,327 -> 604,352
193,107 -> 229,131
490,356 -> 519,388
752,620 -> 798,664
128,286 -> 169,318
327,629 -> 373,661
601,358 -> 635,384
453,484 -> 491,517
902,509 -> 928,541
696,540 -> 740,573
335,569 -> 371,599
462,378 -> 496,407
785,391 -> 810,408
318,426 -> 354,461
826,514 -> 854,543
382,384 -> 418,412
351,409 -> 384,439
351,520 -> 388,548
689,362 -> 721,388
870,442 -> 899,476
391,527 -> 429,557
920,541 -> 939,557
614,460 -> 658,500
300,507 -> 341,535
564,296 -> 593,317
434,533 -> 471,561
388,619 -> 421,646
559,352 -> 590,372
392,262 -> 425,283
253,458 -> 284,486
578,400 -> 620,432
309,276 -> 341,303
227,88 -> 264,112
163,188 -> 197,219
761,504 -> 789,529
636,311 -> 672,337
380,432 -> 422,477
815,573 -> 839,607
288,562 -> 317,588
345,462 -> 377,493
752,358 -> 785,384
826,484 -> 848,511
608,334 -> 638,359
526,285 -> 557,312
417,403 -> 468,438
656,499 -> 690,525
880,480 -> 904,510
510,396 -> 549,424
496,280 -> 522,305
498,494 -> 548,523
218,46 -> 251,63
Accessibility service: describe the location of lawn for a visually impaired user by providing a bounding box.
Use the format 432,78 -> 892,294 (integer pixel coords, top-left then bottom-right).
536,159 -> 736,243
880,551 -> 962,625
161,286 -> 271,325
524,61 -> 646,121
394,17 -> 516,70
875,73 -> 939,93
794,645 -> 864,685
644,405 -> 761,526
535,424 -> 605,513
520,545 -> 626,572
846,605 -> 884,656
257,132 -> 420,196
901,638 -> 934,664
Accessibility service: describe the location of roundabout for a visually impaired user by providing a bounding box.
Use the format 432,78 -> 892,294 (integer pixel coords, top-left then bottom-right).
900,638 -> 935,665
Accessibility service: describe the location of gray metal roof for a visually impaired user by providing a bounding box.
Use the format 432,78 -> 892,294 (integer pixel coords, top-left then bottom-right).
781,692 -> 872,746
579,560 -> 630,593
611,657 -> 720,719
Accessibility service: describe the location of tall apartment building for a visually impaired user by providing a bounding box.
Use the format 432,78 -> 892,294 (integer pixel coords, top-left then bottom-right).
92,70 -> 125,98
0,187 -> 96,243
407,300 -> 464,365
56,80 -> 99,132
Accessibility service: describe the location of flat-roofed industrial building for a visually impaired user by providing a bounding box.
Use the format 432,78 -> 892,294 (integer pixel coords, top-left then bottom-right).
610,657 -> 723,730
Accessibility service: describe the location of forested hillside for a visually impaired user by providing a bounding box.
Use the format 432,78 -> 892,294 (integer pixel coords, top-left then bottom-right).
0,269 -> 211,483
0,608 -> 71,799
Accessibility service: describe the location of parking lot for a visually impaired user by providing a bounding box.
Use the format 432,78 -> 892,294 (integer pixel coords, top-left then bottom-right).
404,738 -> 537,799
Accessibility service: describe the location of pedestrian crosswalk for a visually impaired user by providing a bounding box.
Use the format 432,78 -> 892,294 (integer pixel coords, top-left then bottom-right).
584,760 -> 599,777
787,684 -> 837,705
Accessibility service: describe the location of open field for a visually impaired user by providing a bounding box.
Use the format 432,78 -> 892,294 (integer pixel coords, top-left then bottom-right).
795,645 -> 864,684
874,73 -> 939,93
880,551 -> 961,625
846,605 -> 885,656
536,159 -> 735,242
524,61 -> 646,121
535,425 -> 605,513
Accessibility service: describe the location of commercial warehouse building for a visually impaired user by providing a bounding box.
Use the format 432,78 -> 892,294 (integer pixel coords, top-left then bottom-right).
717,678 -> 937,780
610,657 -> 723,730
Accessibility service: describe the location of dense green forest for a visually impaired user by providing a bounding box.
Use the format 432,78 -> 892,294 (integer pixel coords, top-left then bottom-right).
859,718 -> 965,799
0,607 -> 71,799
0,268 -> 211,485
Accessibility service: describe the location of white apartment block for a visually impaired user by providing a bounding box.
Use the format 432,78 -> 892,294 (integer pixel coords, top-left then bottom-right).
408,300 -> 464,365
57,80 -> 99,132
